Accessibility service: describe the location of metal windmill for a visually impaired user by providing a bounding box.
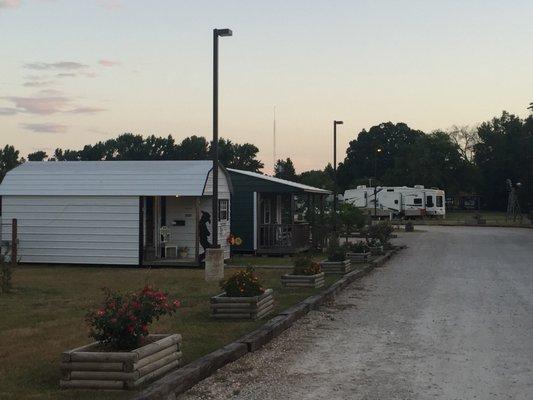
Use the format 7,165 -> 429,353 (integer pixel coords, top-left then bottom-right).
506,179 -> 523,222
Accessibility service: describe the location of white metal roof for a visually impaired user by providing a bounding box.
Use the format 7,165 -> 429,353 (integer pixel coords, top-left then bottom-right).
228,168 -> 331,194
0,161 -> 220,196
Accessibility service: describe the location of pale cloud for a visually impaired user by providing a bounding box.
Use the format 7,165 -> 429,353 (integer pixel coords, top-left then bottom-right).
0,107 -> 19,115
0,0 -> 20,10
6,95 -> 70,114
97,0 -> 122,11
22,122 -> 68,133
24,61 -> 89,70
99,59 -> 121,67
55,72 -> 77,78
23,80 -> 55,87
66,106 -> 106,114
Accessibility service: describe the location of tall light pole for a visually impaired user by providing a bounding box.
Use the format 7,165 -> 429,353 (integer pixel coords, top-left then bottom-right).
373,148 -> 382,218
212,28 -> 232,248
333,120 -> 343,233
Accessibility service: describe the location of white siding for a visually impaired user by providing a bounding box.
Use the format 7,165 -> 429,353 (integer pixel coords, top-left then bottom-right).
1,196 -> 139,265
203,167 -> 231,197
164,196 -> 197,254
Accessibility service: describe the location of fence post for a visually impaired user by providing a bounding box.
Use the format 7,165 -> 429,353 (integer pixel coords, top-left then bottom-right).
11,219 -> 17,267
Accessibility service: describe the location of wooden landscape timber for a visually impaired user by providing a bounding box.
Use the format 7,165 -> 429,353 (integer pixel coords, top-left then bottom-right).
319,259 -> 353,275
60,333 -> 182,390
210,289 -> 274,320
346,251 -> 371,263
369,246 -> 385,255
281,272 -> 325,288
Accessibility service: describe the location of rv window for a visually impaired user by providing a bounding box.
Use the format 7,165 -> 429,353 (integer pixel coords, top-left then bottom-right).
426,195 -> 434,207
387,189 -> 394,192
394,200 -> 398,204
219,199 -> 229,221
414,198 -> 422,205
436,196 -> 443,207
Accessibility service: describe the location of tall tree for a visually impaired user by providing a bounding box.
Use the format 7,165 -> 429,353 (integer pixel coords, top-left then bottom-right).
274,158 -> 297,181
0,145 -> 22,182
27,150 -> 48,161
445,125 -> 479,162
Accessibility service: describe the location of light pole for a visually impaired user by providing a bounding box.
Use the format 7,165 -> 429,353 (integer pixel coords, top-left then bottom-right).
373,148 -> 382,218
212,28 -> 232,248
333,120 -> 343,233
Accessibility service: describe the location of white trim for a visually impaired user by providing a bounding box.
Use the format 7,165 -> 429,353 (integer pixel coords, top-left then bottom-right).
253,192 -> 257,250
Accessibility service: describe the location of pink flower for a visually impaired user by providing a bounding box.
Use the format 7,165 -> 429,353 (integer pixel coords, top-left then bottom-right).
173,300 -> 181,308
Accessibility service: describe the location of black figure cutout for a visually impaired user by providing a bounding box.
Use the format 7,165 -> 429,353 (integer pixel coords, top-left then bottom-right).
198,211 -> 212,263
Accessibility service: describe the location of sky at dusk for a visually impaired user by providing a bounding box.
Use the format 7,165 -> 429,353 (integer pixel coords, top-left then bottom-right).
1,0 -> 532,173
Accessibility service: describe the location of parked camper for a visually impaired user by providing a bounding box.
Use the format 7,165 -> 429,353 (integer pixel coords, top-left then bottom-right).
423,188 -> 446,217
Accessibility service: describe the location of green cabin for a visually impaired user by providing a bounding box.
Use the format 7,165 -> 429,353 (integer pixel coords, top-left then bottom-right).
228,169 -> 331,255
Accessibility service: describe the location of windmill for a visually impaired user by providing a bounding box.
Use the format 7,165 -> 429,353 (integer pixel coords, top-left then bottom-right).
506,179 -> 523,222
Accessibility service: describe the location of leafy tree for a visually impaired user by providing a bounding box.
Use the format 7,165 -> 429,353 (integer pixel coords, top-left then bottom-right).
0,145 -> 22,182
27,150 -> 48,161
274,158 -> 297,181
445,125 -> 479,162
338,203 -> 366,242
177,135 -> 209,160
298,165 -> 334,191
228,143 -> 263,172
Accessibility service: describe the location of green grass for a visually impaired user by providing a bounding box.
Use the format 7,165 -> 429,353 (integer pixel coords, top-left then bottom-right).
225,252 -> 325,267
0,262 -> 345,400
417,211 -> 531,227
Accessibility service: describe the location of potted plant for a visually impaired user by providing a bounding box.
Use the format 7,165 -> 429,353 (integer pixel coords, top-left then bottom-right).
405,221 -> 414,232
344,241 -> 371,263
178,246 -> 189,258
320,238 -> 353,275
365,222 -> 394,253
281,256 -> 324,288
211,267 -> 273,320
61,286 -> 181,390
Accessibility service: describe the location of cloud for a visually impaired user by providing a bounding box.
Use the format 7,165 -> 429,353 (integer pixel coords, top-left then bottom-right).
23,80 -> 55,87
22,123 -> 68,133
6,95 -> 70,114
66,106 -> 106,114
24,61 -> 89,71
55,72 -> 77,78
97,0 -> 122,11
0,0 -> 20,10
0,107 -> 19,115
99,59 -> 121,67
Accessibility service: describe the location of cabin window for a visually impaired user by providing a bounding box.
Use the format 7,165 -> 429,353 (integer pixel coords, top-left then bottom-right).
436,196 -> 443,207
414,198 -> 422,205
219,199 -> 229,221
426,195 -> 434,207
394,200 -> 399,204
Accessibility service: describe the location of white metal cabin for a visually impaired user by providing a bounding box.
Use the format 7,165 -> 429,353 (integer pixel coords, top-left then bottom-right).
0,161 -> 232,266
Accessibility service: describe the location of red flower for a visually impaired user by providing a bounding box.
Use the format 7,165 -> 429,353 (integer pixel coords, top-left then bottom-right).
172,300 -> 181,308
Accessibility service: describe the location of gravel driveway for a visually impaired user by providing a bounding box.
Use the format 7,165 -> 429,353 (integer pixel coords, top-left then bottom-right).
180,226 -> 533,400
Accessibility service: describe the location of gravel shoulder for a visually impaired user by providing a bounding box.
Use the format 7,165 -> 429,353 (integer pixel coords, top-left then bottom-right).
179,226 -> 533,400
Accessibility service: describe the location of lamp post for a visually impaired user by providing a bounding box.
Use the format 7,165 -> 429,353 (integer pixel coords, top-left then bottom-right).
372,148 -> 382,218
333,120 -> 343,233
212,28 -> 232,248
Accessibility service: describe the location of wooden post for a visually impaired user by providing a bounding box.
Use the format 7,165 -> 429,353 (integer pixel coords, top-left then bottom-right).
11,219 -> 17,267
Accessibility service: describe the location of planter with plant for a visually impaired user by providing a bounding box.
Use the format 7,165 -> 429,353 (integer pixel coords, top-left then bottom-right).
405,221 -> 414,232
344,241 -> 371,263
178,246 -> 189,258
320,239 -> 353,275
281,256 -> 325,288
211,267 -> 273,320
60,286 -> 181,390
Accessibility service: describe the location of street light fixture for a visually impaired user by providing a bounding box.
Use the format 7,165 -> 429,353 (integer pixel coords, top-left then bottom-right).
212,28 -> 232,248
333,120 -> 343,233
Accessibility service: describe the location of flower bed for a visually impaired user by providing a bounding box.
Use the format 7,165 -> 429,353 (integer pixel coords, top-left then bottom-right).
346,251 -> 371,263
210,289 -> 274,320
319,259 -> 353,275
60,334 -> 182,390
370,245 -> 384,255
281,272 -> 325,288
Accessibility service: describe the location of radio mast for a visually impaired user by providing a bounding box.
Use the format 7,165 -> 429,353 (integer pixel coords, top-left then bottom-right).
273,105 -> 276,174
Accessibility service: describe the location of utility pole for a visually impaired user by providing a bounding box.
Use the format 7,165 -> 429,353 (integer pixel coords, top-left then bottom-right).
333,120 -> 343,234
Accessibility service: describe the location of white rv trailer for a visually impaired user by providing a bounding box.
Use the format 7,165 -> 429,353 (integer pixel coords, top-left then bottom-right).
343,185 -> 445,218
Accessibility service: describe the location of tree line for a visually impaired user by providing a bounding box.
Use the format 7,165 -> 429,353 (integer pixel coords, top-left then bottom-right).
1,110 -> 532,211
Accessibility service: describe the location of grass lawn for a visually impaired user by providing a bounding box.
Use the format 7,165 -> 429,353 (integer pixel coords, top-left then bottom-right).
225,251 -> 325,267
416,211 -> 531,226
0,262 -> 345,400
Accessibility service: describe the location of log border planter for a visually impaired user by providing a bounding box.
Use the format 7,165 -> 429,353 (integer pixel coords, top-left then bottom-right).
319,259 -> 353,275
370,245 -> 384,256
281,272 -> 325,288
60,333 -> 182,390
210,289 -> 274,320
346,251 -> 371,263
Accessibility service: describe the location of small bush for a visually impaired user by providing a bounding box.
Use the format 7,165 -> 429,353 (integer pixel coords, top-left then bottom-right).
221,267 -> 265,297
86,286 -> 180,350
293,256 -> 321,275
405,221 -> 414,232
365,222 -> 394,245
344,241 -> 370,253
326,238 -> 347,262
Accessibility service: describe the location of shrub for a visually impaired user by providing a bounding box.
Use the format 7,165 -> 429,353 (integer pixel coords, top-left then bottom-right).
405,221 -> 414,232
293,256 -> 321,275
326,238 -> 347,262
86,286 -> 180,350
221,267 -> 265,297
365,222 -> 394,245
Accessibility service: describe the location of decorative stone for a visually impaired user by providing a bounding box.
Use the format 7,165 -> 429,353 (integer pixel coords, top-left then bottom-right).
60,334 -> 182,390
281,272 -> 325,288
210,289 -> 274,320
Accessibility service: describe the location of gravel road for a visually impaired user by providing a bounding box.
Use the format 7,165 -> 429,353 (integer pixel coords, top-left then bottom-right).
180,226 -> 533,400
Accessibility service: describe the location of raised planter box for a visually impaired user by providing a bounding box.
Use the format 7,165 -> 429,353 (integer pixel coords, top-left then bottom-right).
281,272 -> 325,288
369,246 -> 384,255
60,333 -> 182,390
346,251 -> 371,263
319,259 -> 353,275
210,289 -> 274,320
